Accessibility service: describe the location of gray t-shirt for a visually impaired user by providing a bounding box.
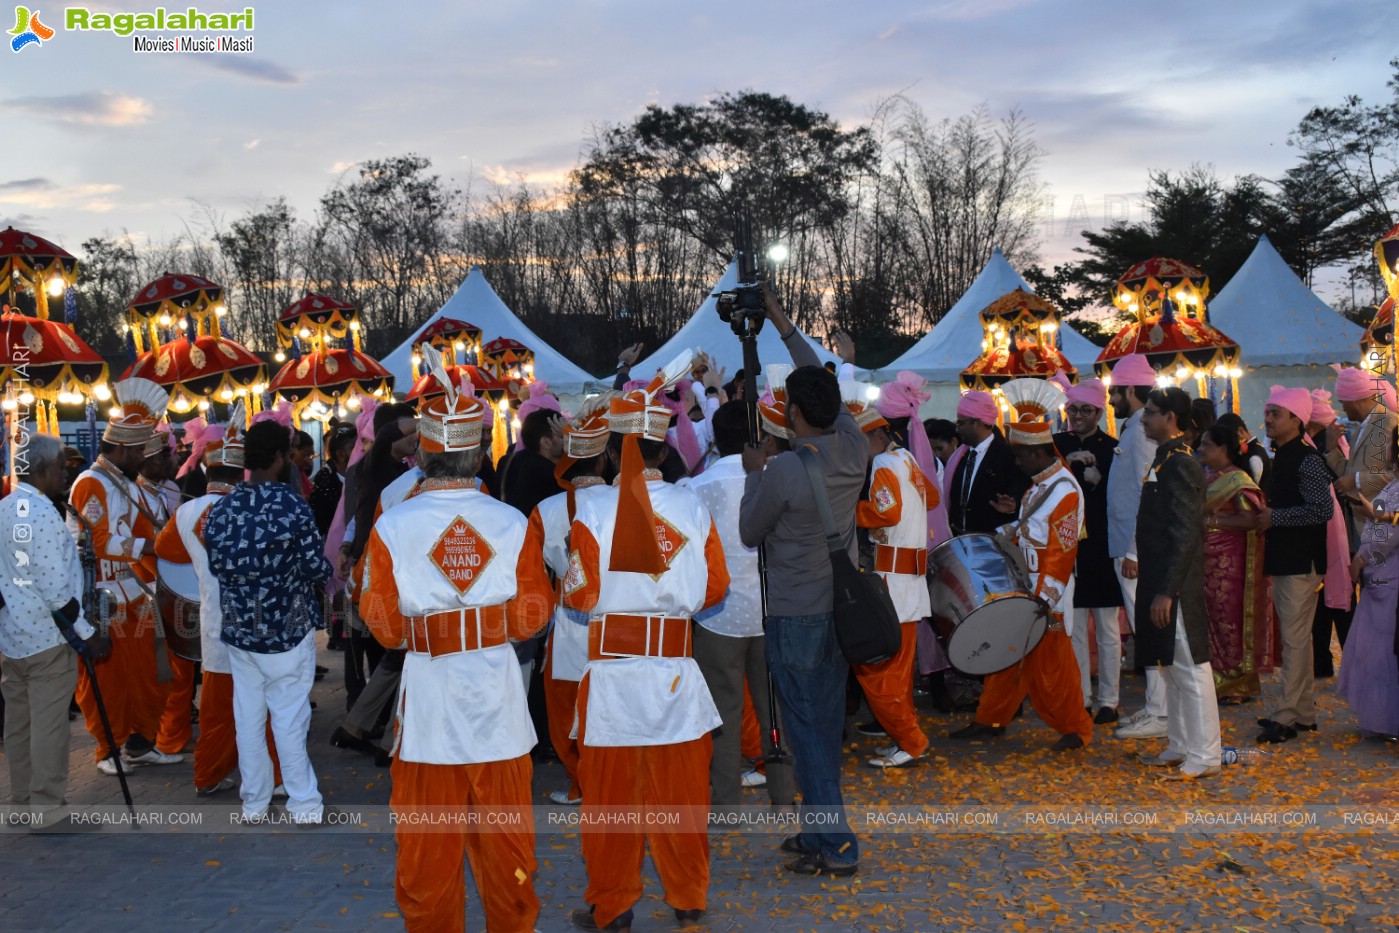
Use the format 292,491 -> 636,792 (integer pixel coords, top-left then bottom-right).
739,334 -> 867,617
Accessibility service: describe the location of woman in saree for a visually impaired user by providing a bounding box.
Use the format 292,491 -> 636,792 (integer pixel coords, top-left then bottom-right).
1199,424 -> 1275,702
1337,429 -> 1399,739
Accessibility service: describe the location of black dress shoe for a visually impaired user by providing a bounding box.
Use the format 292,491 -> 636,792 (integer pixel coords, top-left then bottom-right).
779,834 -> 808,854
1093,706 -> 1119,725
1055,733 -> 1085,750
330,727 -> 375,755
784,852 -> 858,877
314,665 -> 328,681
571,905 -> 633,932
949,722 -> 1005,740
1257,721 -> 1297,744
674,907 -> 705,926
375,749 -> 393,767
855,721 -> 887,737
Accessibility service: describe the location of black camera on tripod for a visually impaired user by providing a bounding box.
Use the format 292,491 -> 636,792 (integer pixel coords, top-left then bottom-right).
713,211 -> 770,338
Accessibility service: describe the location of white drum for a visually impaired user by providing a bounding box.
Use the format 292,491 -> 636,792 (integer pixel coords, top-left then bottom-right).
929,534 -> 1048,675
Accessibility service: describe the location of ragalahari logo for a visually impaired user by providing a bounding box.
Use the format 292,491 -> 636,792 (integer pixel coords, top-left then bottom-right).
9,6 -> 53,52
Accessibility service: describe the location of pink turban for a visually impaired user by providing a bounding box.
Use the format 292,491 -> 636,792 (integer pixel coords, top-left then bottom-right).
1065,378 -> 1108,410
957,391 -> 998,426
514,381 -> 570,452
1309,389 -> 1337,426
1048,369 -> 1073,394
177,420 -> 227,479
1266,385 -> 1313,424
252,399 -> 293,429
1110,354 -> 1156,388
1333,365 -> 1398,410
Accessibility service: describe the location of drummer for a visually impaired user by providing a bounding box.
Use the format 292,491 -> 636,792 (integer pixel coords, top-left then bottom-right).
949,417 -> 1093,749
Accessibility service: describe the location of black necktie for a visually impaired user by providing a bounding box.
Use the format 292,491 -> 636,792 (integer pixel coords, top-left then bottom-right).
958,448 -> 977,531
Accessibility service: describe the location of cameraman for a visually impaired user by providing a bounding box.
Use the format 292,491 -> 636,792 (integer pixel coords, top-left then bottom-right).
0,433 -> 107,819
739,284 -> 866,877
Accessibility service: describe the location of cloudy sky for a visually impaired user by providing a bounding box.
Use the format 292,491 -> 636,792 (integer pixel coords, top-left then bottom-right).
2,0 -> 1392,302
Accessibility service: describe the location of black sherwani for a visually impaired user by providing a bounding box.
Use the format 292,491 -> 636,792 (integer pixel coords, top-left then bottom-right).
1134,437 -> 1209,666
1054,429 -> 1123,608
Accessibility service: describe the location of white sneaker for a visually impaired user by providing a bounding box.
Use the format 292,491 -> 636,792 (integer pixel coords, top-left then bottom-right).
867,749 -> 922,769
1118,708 -> 1152,726
1115,715 -> 1169,739
196,775 -> 238,797
272,784 -> 289,799
873,743 -> 899,759
97,756 -> 132,776
124,748 -> 185,765
548,790 -> 582,805
740,769 -> 768,787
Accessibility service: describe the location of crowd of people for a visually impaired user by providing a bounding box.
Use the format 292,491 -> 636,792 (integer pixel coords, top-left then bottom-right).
2,282 -> 1397,932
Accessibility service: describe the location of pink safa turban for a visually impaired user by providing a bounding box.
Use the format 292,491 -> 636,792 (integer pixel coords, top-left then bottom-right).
1065,378 -> 1108,410
1309,389 -> 1337,426
1110,354 -> 1156,388
1266,385 -> 1313,424
957,391 -> 998,426
1332,365 -> 1398,410
1048,369 -> 1073,394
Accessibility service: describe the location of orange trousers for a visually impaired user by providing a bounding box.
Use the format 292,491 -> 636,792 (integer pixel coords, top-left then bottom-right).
389,756 -> 538,933
853,623 -> 929,756
542,631 -> 581,800
77,601 -> 166,761
194,672 -> 282,790
576,674 -> 711,928
975,629 -> 1092,743
156,652 -> 196,754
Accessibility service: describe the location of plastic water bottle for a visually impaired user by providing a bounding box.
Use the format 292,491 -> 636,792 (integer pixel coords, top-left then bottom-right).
1221,746 -> 1267,765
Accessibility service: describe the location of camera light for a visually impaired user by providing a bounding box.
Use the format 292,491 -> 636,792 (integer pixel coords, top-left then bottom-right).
767,244 -> 790,264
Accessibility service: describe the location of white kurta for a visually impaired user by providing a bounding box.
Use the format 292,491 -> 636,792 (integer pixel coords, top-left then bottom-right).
866,446 -> 933,623
172,492 -> 231,674
536,484 -> 607,683
566,481 -> 723,747
368,487 -> 535,765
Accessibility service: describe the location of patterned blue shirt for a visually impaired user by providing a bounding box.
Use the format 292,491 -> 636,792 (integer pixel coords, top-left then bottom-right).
205,481 -> 332,654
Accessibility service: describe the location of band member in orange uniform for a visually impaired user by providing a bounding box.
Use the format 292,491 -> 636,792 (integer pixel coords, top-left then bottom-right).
362,353 -> 552,933
950,418 -> 1093,749
69,378 -> 183,775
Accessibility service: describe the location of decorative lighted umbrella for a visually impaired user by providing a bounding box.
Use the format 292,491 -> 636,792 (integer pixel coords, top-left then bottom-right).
0,310 -> 110,434
120,334 -> 267,415
1095,257 -> 1242,407
0,226 -> 79,320
269,348 -> 392,423
126,272 -> 226,353
480,336 -> 535,383
276,292 -> 363,353
1376,223 -> 1399,303
408,317 -> 482,371
404,363 -> 503,403
960,288 -> 1078,391
1360,296 -> 1394,374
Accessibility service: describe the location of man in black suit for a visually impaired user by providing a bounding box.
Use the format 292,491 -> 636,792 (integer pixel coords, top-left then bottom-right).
947,390 -> 1030,536
310,425 -> 357,536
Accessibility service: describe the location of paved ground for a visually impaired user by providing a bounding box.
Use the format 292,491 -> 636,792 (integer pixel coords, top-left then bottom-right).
3,634 -> 1399,932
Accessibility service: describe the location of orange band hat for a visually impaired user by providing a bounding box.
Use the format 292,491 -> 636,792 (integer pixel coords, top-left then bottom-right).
103,378 -> 168,448
204,401 -> 246,470
841,380 -> 889,434
143,420 -> 177,460
1006,418 -> 1055,447
554,391 -> 615,520
607,350 -> 693,574
417,345 -> 486,454
758,364 -> 793,440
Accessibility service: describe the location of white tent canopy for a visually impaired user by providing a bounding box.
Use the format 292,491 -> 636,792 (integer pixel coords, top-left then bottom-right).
630,262 -> 838,380
380,265 -> 599,395
1208,234 -> 1363,368
882,247 -> 1101,381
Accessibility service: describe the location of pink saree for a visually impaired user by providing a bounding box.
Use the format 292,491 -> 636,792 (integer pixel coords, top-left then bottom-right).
1203,467 -> 1277,698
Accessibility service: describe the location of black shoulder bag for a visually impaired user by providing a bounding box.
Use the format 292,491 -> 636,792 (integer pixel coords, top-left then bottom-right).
796,446 -> 902,665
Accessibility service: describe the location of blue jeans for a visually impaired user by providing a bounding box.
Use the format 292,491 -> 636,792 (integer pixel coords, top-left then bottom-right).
764,612 -> 859,866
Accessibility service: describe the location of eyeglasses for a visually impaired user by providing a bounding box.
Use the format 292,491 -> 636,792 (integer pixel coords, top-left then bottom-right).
1141,407 -> 1162,417
1066,405 -> 1099,416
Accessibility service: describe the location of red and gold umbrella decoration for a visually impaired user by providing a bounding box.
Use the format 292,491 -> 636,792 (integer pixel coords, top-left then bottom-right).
126,272 -> 226,353
275,292 -> 363,354
0,309 -> 110,434
480,336 -> 535,384
120,334 -> 267,415
0,226 -> 79,321
960,289 -> 1078,391
270,293 -> 391,424
404,363 -> 504,404
1095,257 -> 1242,408
269,348 -> 392,423
407,317 -> 482,369
122,273 -> 266,419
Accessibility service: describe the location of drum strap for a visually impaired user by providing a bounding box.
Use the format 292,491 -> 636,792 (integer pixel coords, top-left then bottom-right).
996,477 -> 1073,582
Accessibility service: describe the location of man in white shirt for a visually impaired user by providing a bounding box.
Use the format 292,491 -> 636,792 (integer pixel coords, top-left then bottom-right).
684,400 -> 794,807
0,433 -> 106,817
1103,354 -> 1169,739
